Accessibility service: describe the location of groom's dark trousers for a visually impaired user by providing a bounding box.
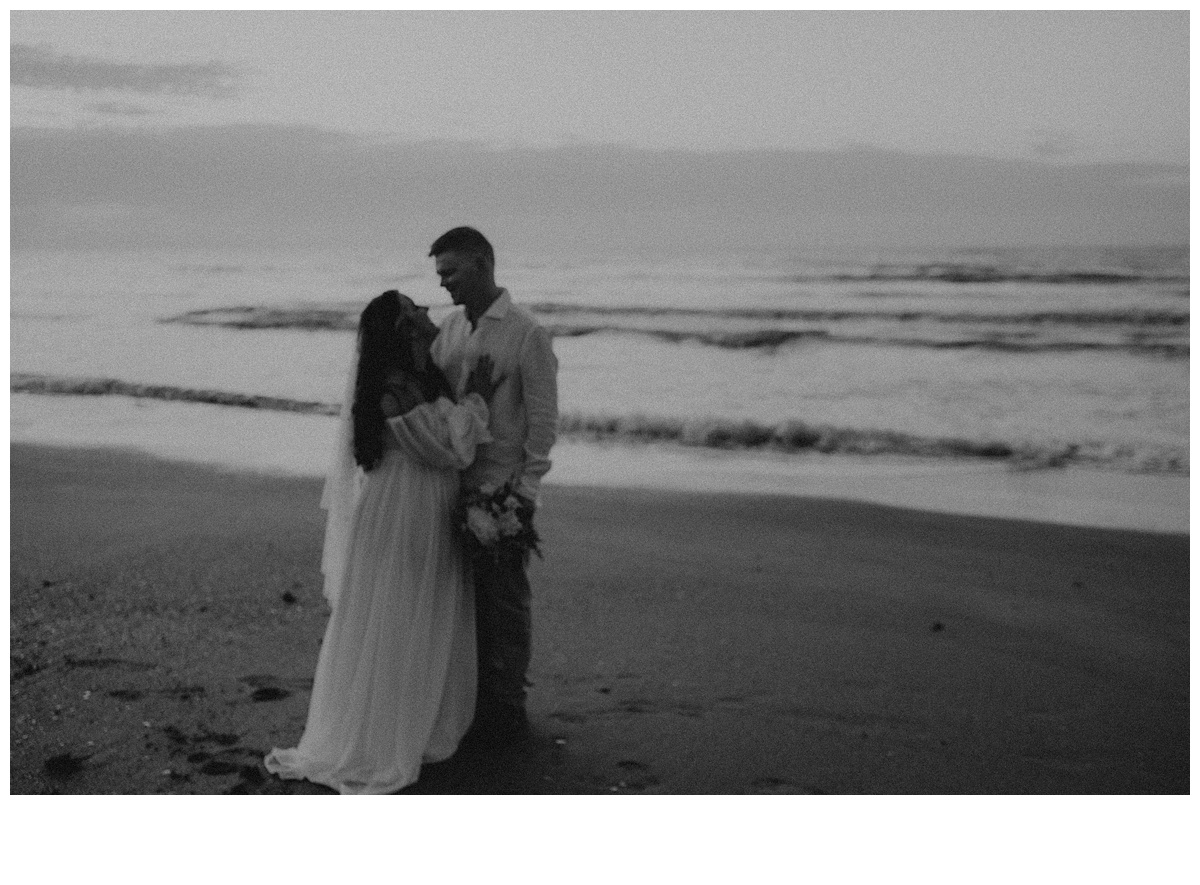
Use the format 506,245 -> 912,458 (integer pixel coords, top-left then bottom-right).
471,548 -> 532,720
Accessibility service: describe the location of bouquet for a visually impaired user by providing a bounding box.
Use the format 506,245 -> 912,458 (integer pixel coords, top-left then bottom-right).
455,478 -> 543,562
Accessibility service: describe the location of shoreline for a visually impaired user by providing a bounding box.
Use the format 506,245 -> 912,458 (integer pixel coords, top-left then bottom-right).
10,443 -> 1190,794
10,393 -> 1190,535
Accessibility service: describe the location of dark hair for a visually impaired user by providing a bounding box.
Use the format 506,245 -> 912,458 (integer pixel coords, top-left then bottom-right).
351,290 -> 455,471
428,226 -> 494,266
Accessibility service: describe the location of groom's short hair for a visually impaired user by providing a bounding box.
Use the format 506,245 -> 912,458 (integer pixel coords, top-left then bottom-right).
429,227 -> 494,266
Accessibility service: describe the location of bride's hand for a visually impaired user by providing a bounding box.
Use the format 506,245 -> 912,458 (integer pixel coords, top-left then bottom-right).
464,354 -> 504,401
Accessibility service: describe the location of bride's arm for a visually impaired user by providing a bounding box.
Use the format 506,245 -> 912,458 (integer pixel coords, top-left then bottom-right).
440,393 -> 492,468
386,391 -> 492,470
398,354 -> 498,468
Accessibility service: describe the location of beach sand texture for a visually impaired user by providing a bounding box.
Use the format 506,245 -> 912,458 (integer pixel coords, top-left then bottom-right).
10,444 -> 1189,794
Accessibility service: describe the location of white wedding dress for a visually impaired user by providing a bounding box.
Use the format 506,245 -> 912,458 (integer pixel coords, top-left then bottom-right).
265,393 -> 491,794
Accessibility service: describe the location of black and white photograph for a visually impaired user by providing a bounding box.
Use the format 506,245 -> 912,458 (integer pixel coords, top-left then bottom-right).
7,5 -> 1191,874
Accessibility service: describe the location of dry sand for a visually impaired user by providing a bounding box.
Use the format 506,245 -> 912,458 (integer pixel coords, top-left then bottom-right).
9,443 -> 1189,794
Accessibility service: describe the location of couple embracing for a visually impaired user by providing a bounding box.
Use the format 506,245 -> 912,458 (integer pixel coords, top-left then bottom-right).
265,227 -> 559,794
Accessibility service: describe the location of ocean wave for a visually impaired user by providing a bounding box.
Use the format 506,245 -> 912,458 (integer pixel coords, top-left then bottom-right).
161,304 -> 1189,355
541,325 -> 1187,356
166,303 -> 1191,329
163,306 -> 361,331
10,374 -> 339,415
819,264 -> 1189,285
530,303 -> 1190,326
535,304 -> 1189,355
543,324 -> 835,349
557,413 -> 1188,474
11,374 -> 1188,475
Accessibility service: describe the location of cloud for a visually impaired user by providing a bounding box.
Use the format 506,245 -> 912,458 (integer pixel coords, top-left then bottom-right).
9,124 -> 1189,251
10,43 -> 238,97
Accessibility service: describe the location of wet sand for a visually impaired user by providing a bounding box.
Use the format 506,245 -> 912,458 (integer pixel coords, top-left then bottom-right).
9,443 -> 1189,794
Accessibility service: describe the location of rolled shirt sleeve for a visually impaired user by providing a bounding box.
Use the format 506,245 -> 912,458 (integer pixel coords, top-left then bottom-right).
516,325 -> 559,503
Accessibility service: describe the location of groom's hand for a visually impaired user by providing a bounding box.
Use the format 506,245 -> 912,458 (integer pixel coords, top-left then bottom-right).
380,392 -> 403,417
464,354 -> 504,401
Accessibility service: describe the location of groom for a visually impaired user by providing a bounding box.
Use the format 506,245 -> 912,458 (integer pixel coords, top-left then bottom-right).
429,226 -> 559,746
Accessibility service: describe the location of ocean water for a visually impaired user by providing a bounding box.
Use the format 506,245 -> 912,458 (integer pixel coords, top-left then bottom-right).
11,244 -> 1188,481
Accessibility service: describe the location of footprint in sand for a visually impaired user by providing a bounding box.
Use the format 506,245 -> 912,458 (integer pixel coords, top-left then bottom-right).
12,654 -> 43,679
618,699 -> 653,714
250,687 -> 291,702
198,759 -> 242,776
43,752 -> 87,779
749,776 -> 808,794
183,742 -> 268,789
218,761 -> 269,794
158,725 -> 240,750
613,759 -> 661,792
239,674 -> 311,701
63,655 -> 156,671
161,685 -> 206,701
239,675 -> 292,701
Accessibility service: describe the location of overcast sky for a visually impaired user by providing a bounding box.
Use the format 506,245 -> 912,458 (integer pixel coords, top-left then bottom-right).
9,9 -> 1190,252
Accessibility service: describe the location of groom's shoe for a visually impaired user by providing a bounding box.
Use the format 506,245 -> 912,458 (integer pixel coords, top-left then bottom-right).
489,707 -> 530,744
463,704 -> 530,751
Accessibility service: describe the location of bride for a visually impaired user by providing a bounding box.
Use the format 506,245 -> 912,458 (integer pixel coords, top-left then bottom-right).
265,289 -> 500,794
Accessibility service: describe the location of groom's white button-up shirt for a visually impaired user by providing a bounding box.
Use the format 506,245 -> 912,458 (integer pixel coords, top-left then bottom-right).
432,288 -> 558,502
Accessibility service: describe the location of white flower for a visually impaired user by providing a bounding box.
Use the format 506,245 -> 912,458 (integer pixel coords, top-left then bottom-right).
466,506 -> 499,545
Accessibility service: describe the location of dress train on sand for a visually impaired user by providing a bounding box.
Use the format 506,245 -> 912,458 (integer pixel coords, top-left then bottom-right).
265,395 -> 490,794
